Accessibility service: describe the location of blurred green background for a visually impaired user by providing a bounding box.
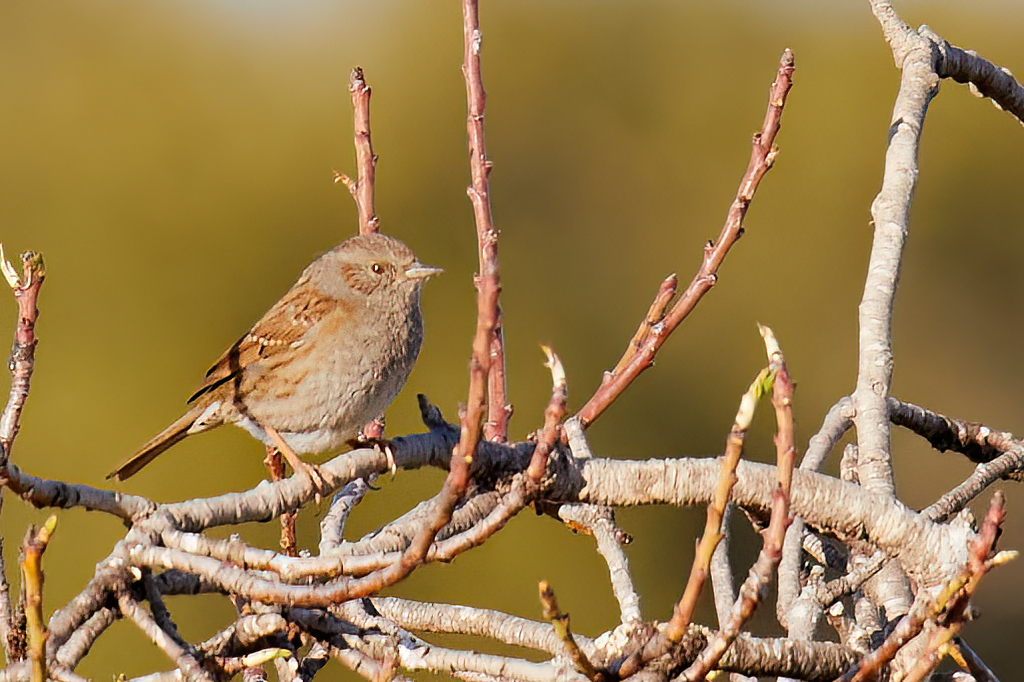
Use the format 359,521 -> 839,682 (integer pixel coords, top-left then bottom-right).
2,0 -> 1024,677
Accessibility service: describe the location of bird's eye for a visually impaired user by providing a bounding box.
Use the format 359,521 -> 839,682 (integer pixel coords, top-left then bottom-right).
371,263 -> 385,275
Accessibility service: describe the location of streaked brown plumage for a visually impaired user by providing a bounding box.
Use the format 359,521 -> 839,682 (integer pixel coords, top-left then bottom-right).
109,232 -> 440,481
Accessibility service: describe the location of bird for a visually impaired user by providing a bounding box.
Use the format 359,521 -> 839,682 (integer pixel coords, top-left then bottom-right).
109,232 -> 441,482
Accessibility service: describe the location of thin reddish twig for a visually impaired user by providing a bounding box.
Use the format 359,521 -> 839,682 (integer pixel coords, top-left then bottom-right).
343,0 -> 505,597
334,67 -> 379,235
262,446 -> 297,557
485,333 -> 512,443
609,274 -> 677,378
525,347 -> 567,483
575,49 -> 795,429
461,0 -> 509,444
0,248 -> 46,465
0,248 -> 45,663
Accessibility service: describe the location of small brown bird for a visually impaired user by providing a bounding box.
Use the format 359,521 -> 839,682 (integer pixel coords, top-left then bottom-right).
109,232 -> 441,481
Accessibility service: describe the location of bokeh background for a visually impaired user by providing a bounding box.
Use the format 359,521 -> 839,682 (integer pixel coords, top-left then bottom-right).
2,0 -> 1024,677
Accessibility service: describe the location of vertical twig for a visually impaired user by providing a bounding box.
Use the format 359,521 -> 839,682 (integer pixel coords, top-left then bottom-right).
854,0 -> 938,497
349,67 -> 379,235
334,67 -> 379,235
0,248 -> 45,466
359,0 -> 507,589
761,325 -> 796,502
336,67 -> 387,440
21,515 -> 57,682
851,0 -> 941,632
0,248 -> 46,663
525,347 -> 567,482
263,446 -> 297,557
462,0 -> 510,444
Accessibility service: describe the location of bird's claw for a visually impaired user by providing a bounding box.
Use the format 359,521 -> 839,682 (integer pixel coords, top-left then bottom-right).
347,435 -> 397,476
295,460 -> 329,504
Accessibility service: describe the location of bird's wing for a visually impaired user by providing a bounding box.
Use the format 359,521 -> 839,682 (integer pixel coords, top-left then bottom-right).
188,279 -> 341,403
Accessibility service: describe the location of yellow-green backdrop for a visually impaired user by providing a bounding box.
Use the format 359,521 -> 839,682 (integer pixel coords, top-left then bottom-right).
2,0 -> 1023,677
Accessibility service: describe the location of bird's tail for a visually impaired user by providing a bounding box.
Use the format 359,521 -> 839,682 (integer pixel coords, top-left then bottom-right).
108,405 -> 205,481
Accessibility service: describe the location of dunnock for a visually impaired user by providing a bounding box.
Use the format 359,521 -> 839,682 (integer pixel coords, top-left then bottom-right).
109,232 -> 441,481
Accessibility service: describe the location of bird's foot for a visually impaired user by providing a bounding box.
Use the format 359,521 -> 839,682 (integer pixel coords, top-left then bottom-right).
347,434 -> 397,476
291,458 -> 329,502
265,426 -> 330,502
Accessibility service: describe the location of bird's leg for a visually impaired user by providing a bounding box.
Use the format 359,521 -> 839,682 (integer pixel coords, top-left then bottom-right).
263,444 -> 297,556
361,415 -> 386,441
263,424 -> 329,498
352,414 -> 396,475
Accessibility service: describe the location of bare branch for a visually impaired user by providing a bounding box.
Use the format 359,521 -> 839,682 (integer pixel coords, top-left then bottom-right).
319,478 -> 373,555
461,0 -> 509,445
116,590 -> 213,681
3,463 -> 155,522
889,397 -> 1018,464
854,0 -> 943,629
922,26 -> 1024,125
538,581 -> 599,681
346,66 -> 380,235
0,248 -> 47,663
855,1 -> 939,496
371,597 -> 596,658
575,49 -> 795,428
21,516 -> 56,682
54,607 -> 118,670
526,347 -> 568,483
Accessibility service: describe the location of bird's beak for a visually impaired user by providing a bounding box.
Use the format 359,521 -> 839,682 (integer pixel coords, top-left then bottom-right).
405,263 -> 444,280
